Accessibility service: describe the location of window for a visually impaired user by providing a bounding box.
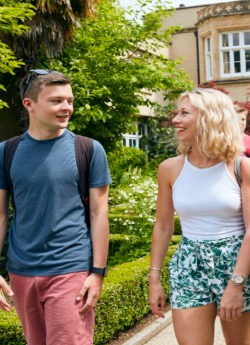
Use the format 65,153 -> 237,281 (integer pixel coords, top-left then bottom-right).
220,31 -> 250,77
122,123 -> 149,148
205,37 -> 213,80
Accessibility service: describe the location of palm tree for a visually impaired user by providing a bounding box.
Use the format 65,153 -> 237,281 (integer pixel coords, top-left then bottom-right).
1,0 -> 97,67
0,0 -> 97,139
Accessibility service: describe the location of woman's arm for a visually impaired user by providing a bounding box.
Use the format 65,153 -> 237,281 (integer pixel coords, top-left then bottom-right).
220,157 -> 250,321
149,157 -> 181,318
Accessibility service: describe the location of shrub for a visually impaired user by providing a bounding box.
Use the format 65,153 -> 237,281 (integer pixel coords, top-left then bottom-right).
94,240 -> 180,344
0,309 -> 26,345
107,147 -> 147,186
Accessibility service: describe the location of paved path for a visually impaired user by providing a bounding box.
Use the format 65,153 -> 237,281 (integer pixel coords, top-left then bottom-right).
123,312 -> 226,345
145,316 -> 225,345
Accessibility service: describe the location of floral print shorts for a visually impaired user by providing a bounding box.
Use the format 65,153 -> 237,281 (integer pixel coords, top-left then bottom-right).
169,235 -> 250,311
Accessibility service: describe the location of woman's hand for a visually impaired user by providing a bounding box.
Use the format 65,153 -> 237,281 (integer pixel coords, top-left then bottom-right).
148,275 -> 167,318
219,283 -> 243,321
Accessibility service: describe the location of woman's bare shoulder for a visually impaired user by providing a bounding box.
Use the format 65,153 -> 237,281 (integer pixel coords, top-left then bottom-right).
159,155 -> 184,170
158,155 -> 185,185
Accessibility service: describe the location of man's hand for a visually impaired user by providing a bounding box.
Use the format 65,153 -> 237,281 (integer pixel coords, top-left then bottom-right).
75,274 -> 104,313
0,275 -> 14,311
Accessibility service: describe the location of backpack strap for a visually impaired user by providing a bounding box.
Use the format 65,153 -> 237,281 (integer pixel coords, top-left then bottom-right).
3,135 -> 22,209
75,135 -> 93,228
234,156 -> 242,186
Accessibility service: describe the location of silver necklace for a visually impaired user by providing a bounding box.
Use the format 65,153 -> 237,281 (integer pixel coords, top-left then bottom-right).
189,157 -> 209,169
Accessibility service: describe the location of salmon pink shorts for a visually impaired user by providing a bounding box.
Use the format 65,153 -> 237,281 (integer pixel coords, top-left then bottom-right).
9,271 -> 94,345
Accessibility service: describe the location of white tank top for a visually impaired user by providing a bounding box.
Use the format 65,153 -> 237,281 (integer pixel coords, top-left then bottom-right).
172,156 -> 245,240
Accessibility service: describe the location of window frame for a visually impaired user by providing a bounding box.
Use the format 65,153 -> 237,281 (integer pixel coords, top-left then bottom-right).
205,36 -> 213,81
219,31 -> 250,78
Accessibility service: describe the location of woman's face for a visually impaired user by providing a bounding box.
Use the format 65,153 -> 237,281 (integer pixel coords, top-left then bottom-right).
172,96 -> 199,144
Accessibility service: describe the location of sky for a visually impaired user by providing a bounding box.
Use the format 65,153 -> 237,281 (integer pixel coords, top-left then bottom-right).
119,0 -> 237,11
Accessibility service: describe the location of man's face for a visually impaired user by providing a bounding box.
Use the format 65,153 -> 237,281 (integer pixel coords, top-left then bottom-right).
24,83 -> 74,136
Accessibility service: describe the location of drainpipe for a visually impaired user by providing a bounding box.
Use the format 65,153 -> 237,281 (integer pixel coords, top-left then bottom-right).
194,30 -> 200,85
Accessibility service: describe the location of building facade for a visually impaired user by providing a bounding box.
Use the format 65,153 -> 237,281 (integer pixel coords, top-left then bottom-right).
123,1 -> 250,149
163,0 -> 250,101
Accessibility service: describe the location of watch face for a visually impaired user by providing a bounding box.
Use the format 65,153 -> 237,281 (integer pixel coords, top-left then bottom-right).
234,275 -> 244,284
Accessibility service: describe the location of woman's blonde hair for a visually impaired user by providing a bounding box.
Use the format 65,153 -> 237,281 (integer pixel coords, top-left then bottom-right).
177,88 -> 244,161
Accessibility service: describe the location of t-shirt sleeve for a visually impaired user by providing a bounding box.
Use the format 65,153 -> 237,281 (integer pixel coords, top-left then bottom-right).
89,140 -> 112,188
0,142 -> 7,189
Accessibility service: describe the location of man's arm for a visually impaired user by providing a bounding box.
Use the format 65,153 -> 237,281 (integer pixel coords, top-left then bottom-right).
89,185 -> 109,268
76,185 -> 109,313
0,189 -> 14,311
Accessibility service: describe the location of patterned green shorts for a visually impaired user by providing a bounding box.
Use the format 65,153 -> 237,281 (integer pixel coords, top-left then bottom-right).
169,235 -> 250,311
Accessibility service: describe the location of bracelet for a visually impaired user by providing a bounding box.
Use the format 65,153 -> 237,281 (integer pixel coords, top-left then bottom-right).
150,267 -> 162,272
148,273 -> 161,278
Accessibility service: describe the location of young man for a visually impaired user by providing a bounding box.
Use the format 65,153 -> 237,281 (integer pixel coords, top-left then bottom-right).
0,69 -> 111,345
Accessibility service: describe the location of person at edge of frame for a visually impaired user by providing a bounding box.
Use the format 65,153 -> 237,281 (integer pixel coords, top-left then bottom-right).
148,88 -> 250,345
234,103 -> 250,157
0,69 -> 112,345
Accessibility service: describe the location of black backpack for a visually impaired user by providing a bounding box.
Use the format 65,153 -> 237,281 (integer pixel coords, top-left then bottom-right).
3,134 -> 93,227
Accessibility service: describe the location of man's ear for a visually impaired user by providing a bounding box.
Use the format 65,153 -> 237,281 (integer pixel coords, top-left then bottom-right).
22,98 -> 34,112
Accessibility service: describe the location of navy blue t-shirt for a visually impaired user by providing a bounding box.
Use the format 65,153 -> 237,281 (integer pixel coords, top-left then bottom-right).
0,130 -> 111,276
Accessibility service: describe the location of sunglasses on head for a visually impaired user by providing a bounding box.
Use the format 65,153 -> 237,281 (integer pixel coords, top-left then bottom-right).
23,69 -> 62,98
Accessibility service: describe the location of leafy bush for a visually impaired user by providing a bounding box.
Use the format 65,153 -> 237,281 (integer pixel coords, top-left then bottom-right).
95,240 -> 180,344
108,168 -> 182,264
0,309 -> 26,345
108,146 -> 147,186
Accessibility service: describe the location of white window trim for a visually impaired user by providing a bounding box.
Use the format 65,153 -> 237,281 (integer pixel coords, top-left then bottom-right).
122,123 -> 149,148
205,37 -> 213,81
220,31 -> 250,78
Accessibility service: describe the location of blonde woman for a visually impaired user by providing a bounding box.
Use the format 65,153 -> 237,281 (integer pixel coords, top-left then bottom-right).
149,88 -> 250,345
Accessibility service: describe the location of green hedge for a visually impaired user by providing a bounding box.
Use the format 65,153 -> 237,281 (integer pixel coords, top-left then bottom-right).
0,237 -> 181,345
109,213 -> 182,236
0,310 -> 26,345
95,242 -> 179,344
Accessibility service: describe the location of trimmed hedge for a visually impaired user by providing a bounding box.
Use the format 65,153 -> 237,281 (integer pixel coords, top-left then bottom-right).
0,237 -> 181,345
95,242 -> 179,344
0,309 -> 26,345
109,213 -> 182,236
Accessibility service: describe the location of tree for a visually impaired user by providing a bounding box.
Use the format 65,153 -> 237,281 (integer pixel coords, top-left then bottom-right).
0,0 -> 97,67
0,1 -> 35,109
44,0 -> 193,150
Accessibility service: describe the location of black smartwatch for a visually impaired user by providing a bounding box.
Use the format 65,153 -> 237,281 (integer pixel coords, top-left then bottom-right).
90,267 -> 108,277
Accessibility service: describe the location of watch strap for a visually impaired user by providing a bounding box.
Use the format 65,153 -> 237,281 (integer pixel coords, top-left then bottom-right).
90,267 -> 108,277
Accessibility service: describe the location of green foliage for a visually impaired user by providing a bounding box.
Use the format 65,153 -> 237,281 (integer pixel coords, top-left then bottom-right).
108,146 -> 147,185
0,1 -> 35,109
43,0 -> 193,151
0,309 -> 26,345
108,213 -> 181,265
95,241 -> 180,344
0,207 -> 13,277
108,234 -> 130,259
108,167 -> 182,264
140,104 -> 179,169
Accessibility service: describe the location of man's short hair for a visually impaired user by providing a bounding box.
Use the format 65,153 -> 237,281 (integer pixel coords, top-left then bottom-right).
20,70 -> 70,101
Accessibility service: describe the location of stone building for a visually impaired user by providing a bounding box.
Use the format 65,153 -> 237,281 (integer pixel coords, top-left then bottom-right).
163,0 -> 250,101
